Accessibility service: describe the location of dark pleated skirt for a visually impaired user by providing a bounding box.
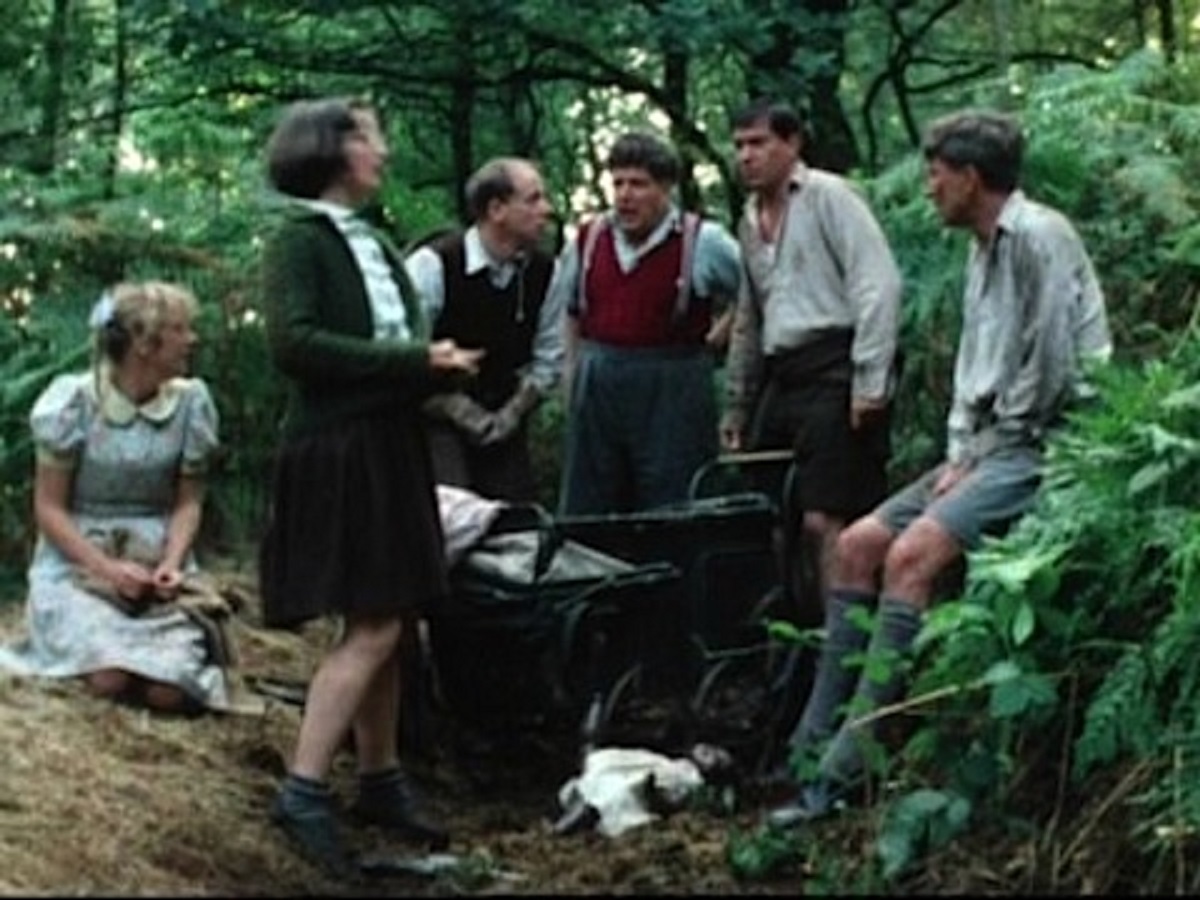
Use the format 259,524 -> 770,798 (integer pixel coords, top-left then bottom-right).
258,410 -> 449,628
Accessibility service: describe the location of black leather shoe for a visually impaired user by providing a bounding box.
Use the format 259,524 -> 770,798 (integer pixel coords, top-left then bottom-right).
765,778 -> 845,829
351,772 -> 450,850
271,795 -> 357,880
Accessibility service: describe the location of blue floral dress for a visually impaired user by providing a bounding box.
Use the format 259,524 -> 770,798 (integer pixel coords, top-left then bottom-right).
0,370 -> 236,711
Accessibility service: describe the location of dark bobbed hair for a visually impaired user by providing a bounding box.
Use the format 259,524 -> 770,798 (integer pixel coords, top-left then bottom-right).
729,97 -> 805,142
265,97 -> 369,199
607,132 -> 679,185
921,109 -> 1024,192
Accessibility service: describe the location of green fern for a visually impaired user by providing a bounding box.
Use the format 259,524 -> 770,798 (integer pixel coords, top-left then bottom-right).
1074,649 -> 1155,776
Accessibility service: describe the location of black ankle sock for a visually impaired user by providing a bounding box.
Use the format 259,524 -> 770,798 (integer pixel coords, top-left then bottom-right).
283,773 -> 331,795
358,766 -> 404,789
278,773 -> 333,816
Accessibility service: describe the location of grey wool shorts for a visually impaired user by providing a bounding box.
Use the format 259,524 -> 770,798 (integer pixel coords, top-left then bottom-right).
874,446 -> 1043,550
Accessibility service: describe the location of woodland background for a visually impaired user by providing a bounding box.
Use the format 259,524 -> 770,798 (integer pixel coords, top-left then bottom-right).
2,0 -> 1200,893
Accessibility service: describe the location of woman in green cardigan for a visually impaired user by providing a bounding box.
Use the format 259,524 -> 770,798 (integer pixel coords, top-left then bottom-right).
257,96 -> 482,878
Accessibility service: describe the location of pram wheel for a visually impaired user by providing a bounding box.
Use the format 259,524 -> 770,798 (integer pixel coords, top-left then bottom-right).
688,636 -> 811,776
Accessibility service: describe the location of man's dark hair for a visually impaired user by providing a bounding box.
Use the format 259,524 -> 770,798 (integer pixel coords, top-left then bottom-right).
607,132 -> 679,185
465,158 -> 524,221
265,96 -> 368,199
921,109 -> 1024,192
729,98 -> 805,142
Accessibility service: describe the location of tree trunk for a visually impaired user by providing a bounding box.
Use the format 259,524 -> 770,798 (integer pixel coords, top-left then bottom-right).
104,0 -> 129,199
1155,0 -> 1177,61
743,0 -> 859,173
449,16 -> 476,225
663,51 -> 701,211
33,0 -> 71,175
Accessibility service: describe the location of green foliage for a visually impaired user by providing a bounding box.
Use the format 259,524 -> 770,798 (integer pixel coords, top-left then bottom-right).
727,823 -> 802,881
1020,51 -> 1200,355
873,50 -> 1200,485
889,323 -> 1200,886
3,5 -> 1200,887
870,154 -> 967,482
727,821 -> 885,892
877,787 -> 972,879
528,393 -> 567,511
818,58 -> 1200,890
0,314 -> 87,589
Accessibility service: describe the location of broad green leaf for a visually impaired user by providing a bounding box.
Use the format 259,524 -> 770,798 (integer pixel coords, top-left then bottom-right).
972,552 -> 1046,593
917,600 -> 995,650
877,789 -> 972,879
990,671 -> 1058,718
1162,382 -> 1200,410
1128,460 -> 1172,496
1143,423 -> 1199,455
1011,600 -> 1036,646
982,660 -> 1022,685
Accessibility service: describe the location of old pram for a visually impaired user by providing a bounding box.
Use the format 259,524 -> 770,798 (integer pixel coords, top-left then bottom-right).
424,454 -> 820,774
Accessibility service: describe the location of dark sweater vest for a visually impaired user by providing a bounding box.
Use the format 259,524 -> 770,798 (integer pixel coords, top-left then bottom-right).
429,233 -> 554,410
577,221 -> 710,347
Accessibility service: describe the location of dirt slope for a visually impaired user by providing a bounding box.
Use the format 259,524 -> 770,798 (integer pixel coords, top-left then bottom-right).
0,584 -> 805,897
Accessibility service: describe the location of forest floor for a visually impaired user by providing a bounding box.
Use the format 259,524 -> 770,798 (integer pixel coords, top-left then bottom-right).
0,563 -> 1151,896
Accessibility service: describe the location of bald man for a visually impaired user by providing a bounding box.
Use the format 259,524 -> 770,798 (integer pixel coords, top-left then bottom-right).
407,157 -> 564,501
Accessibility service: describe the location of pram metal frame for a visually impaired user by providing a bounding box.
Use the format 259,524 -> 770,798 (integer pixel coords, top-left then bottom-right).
426,504 -> 681,732
426,452 -> 820,773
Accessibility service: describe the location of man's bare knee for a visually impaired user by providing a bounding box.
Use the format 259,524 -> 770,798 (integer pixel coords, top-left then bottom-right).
881,518 -> 962,605
833,516 -> 892,585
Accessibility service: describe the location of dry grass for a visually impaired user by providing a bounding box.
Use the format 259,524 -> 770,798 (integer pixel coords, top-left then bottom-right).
13,563 -> 1135,896
0,577 -> 802,897
0,581 -> 367,897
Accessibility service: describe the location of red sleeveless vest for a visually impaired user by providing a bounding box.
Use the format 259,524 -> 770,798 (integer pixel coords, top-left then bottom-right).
576,219 -> 710,346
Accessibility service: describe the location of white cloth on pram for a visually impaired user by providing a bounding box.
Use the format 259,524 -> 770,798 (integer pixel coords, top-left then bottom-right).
437,484 -> 637,584
436,485 -> 506,567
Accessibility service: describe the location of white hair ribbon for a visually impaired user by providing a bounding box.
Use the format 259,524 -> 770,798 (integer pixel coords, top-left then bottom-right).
88,291 -> 116,329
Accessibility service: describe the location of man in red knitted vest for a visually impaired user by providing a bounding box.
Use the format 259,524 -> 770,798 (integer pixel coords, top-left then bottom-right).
551,131 -> 741,515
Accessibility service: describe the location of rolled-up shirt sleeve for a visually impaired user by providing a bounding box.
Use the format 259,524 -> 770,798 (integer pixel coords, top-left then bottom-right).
817,189 -> 902,402
526,257 -> 568,394
722,261 -> 764,431
404,246 -> 446,324
692,222 -> 742,309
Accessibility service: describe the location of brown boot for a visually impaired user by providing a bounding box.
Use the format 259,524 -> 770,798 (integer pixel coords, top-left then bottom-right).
351,767 -> 450,850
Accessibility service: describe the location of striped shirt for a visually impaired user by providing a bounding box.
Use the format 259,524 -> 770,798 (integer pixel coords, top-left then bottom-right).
298,199 -> 412,342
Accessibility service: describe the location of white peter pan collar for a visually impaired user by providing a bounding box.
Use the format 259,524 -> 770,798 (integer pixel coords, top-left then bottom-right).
89,364 -> 183,426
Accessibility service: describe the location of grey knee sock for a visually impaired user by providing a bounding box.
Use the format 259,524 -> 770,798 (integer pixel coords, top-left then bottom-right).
819,597 -> 923,785
788,588 -> 876,752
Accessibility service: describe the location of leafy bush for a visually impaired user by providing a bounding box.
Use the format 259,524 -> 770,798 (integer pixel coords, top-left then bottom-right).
879,328 -> 1200,889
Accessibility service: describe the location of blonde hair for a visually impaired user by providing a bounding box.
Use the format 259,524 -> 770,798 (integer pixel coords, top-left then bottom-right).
92,280 -> 199,366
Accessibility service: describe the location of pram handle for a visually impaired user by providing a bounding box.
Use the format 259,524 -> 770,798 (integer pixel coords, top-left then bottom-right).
687,449 -> 813,627
711,449 -> 795,465
687,449 -> 795,502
